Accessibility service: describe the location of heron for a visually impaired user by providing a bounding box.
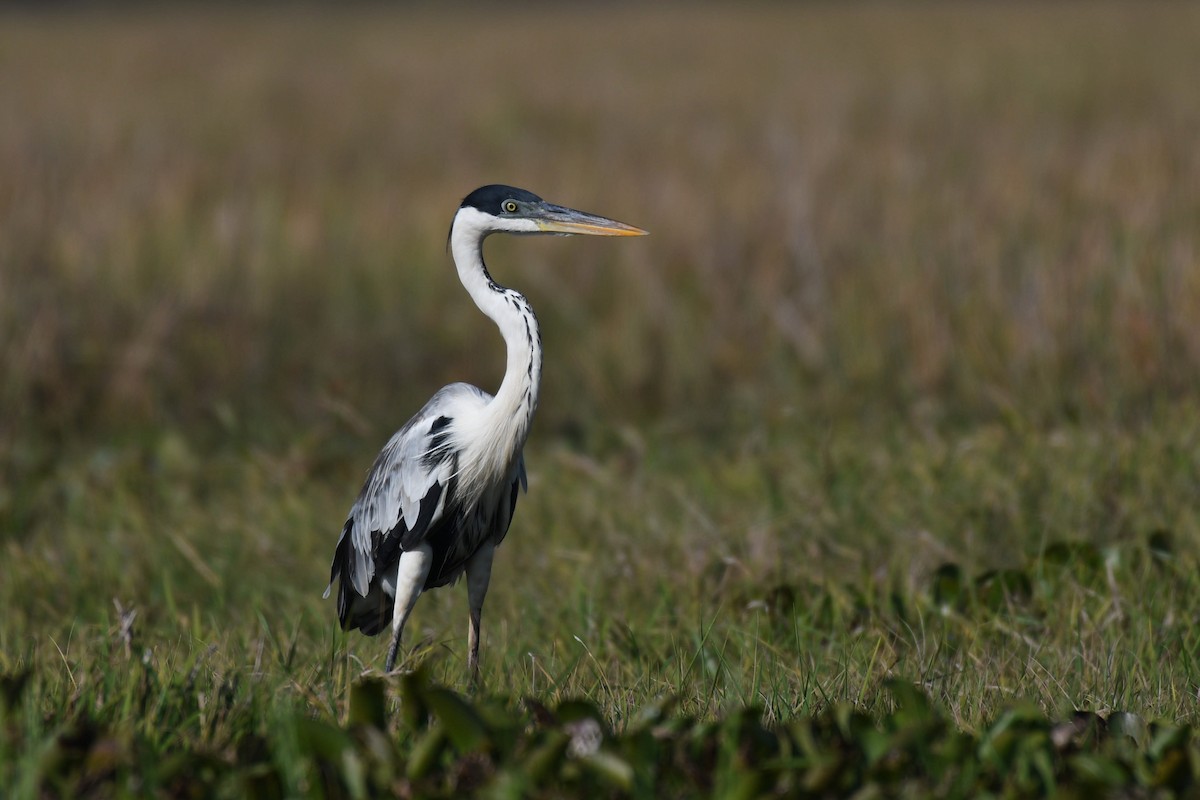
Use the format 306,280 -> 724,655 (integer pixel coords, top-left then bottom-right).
324,184 -> 646,678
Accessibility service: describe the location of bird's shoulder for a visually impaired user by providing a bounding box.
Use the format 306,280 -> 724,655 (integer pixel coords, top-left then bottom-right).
349,383 -> 491,532
384,383 -> 489,462
421,382 -> 493,417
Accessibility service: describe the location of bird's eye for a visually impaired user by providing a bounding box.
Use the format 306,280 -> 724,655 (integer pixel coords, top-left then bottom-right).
502,200 -> 518,213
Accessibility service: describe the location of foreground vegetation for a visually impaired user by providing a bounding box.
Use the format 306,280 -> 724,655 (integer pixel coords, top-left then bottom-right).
6,662 -> 1198,797
2,2 -> 1199,795
3,414 -> 1200,795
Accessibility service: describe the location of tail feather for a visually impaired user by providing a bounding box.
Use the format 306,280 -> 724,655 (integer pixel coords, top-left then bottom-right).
328,518 -> 393,636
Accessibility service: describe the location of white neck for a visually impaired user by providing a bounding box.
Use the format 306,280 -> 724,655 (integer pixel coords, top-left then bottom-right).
447,207 -> 543,487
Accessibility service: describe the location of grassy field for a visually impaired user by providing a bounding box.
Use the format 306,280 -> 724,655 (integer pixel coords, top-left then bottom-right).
2,2 -> 1200,795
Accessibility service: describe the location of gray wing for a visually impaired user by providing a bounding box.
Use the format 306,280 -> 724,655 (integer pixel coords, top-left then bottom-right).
325,384 -> 484,622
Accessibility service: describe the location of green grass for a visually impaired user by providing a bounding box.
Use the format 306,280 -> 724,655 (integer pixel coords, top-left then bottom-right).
2,2 -> 1200,796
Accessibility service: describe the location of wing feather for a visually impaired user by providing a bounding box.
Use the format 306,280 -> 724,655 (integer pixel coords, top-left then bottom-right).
326,384 -> 487,608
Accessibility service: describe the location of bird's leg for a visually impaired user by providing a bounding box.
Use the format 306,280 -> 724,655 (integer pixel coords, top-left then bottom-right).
464,543 -> 496,686
384,543 -> 433,673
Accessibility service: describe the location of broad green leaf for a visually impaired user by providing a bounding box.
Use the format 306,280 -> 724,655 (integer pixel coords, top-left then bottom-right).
399,667 -> 432,731
348,677 -> 387,731
1107,712 -> 1147,746
522,731 -> 569,782
425,688 -> 490,751
1068,753 -> 1132,786
405,727 -> 446,782
580,751 -> 634,791
1147,722 -> 1190,760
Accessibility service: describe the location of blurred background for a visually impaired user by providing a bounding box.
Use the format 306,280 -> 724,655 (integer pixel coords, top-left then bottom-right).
4,9 -> 1200,784
4,3 -> 1197,454
1,3 -> 1198,638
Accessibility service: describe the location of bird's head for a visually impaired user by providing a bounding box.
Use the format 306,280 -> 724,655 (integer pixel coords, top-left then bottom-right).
452,184 -> 648,241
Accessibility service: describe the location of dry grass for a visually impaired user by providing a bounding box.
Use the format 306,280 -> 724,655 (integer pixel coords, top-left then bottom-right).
2,6 -> 1200,784
2,3 -> 1198,449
